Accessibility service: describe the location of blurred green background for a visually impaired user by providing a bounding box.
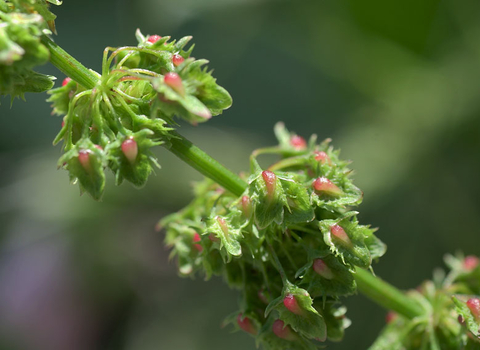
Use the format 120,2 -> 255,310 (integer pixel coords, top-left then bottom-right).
1,0 -> 480,349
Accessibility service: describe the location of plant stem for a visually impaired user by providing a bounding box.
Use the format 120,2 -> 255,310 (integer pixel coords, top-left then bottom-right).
41,35 -> 98,89
354,267 -> 425,319
43,35 -> 426,321
167,130 -> 247,197
42,34 -> 247,197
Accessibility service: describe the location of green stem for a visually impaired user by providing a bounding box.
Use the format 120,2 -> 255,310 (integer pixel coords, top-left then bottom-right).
41,35 -> 98,89
354,267 -> 425,319
43,34 -> 247,197
167,131 -> 247,197
43,35 -> 426,321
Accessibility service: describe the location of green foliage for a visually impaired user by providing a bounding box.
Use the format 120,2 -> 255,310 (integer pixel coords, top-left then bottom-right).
48,29 -> 232,199
370,254 -> 480,349
452,296 -> 480,340
3,2 -> 477,348
0,0 -> 60,99
266,282 -> 327,341
160,124 -> 386,349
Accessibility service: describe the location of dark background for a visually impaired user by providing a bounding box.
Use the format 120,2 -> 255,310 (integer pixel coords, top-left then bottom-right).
1,0 -> 480,349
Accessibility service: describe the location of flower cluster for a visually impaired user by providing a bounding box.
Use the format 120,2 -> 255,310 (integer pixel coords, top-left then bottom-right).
0,0 -> 60,99
371,253 -> 480,349
47,30 -> 232,200
160,124 -> 386,349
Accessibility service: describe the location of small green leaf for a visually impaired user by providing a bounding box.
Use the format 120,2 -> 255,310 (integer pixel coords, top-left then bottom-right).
280,176 -> 315,224
59,139 -> 106,201
205,215 -> 242,260
272,283 -> 327,341
107,130 -> 162,188
363,226 -> 387,260
452,295 -> 480,338
318,212 -> 372,269
249,171 -> 288,229
257,316 -> 319,350
315,301 -> 351,342
299,254 -> 357,297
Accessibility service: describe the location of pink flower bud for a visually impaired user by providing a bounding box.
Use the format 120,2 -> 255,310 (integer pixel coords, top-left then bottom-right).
61,119 -> 65,128
314,151 -> 331,165
172,54 -> 185,66
290,135 -> 307,150
121,138 -> 138,163
261,170 -> 276,199
313,259 -> 334,279
147,35 -> 162,43
164,72 -> 185,95
241,195 -> 252,219
193,232 -> 203,252
272,319 -> 296,341
464,256 -> 479,270
385,311 -> 397,324
62,77 -> 71,86
78,150 -> 91,171
330,224 -> 352,247
237,314 -> 257,335
312,177 -> 342,197
94,144 -> 103,151
466,298 -> 480,322
283,294 -> 303,315
217,216 -> 229,236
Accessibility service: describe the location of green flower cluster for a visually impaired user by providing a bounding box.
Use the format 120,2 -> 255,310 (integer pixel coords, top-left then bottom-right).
48,30 -> 232,200
0,0 -> 60,99
371,253 -> 480,350
160,124 -> 386,349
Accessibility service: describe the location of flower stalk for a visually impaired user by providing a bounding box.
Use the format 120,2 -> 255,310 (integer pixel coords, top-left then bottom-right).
42,31 -> 426,326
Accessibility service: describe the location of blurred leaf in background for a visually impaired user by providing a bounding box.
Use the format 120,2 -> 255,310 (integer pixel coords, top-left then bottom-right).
1,0 -> 480,349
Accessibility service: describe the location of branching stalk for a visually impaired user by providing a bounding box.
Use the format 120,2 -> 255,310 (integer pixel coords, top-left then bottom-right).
43,34 -> 427,321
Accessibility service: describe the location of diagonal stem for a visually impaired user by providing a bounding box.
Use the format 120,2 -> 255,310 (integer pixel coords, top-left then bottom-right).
41,35 -> 98,89
167,130 -> 247,196
354,267 -> 425,319
43,33 -> 426,321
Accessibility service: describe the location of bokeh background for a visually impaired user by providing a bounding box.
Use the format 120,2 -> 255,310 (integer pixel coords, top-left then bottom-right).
1,0 -> 480,349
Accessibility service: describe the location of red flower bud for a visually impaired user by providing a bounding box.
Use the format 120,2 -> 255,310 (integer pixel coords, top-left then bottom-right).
272,319 -> 296,341
121,138 -> 138,163
172,54 -> 185,67
314,151 -> 331,165
241,195 -> 252,219
61,119 -> 65,128
283,294 -> 303,315
94,144 -> 103,151
464,255 -> 479,270
147,35 -> 162,43
237,314 -> 257,335
193,232 -> 203,252
78,150 -> 91,171
385,311 -> 397,324
313,259 -> 334,279
330,224 -> 352,247
466,298 -> 480,322
62,77 -> 71,86
290,135 -> 307,150
261,170 -> 276,199
312,177 -> 342,197
164,72 -> 185,95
